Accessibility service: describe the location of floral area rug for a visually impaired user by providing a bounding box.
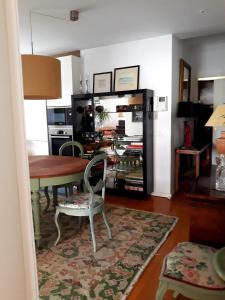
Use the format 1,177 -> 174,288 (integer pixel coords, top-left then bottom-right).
37,198 -> 178,300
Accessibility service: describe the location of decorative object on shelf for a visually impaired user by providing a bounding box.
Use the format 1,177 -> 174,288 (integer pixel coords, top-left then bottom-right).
85,74 -> 90,93
93,72 -> 112,93
79,75 -> 83,93
132,111 -> 143,122
114,65 -> 140,92
179,58 -> 191,102
128,96 -> 143,105
116,105 -> 130,112
205,104 -> 225,190
95,105 -> 110,127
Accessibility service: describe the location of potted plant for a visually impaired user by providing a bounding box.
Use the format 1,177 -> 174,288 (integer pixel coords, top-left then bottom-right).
95,105 -> 110,127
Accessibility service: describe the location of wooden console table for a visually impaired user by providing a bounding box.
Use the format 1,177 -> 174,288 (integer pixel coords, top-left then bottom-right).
175,143 -> 211,192
186,166 -> 225,248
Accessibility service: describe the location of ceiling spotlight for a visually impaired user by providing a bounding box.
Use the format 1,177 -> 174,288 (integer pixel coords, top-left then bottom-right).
70,10 -> 79,21
199,9 -> 208,14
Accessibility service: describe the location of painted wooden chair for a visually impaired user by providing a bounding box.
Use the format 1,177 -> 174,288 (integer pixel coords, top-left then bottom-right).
156,242 -> 225,300
54,153 -> 112,252
44,141 -> 84,211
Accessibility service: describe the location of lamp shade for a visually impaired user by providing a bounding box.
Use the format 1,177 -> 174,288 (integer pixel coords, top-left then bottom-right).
22,54 -> 61,99
205,104 -> 225,127
205,104 -> 225,154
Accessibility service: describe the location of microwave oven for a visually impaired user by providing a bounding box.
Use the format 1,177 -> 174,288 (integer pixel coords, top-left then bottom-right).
47,107 -> 72,126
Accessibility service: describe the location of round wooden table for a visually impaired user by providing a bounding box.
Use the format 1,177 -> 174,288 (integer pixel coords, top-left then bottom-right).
29,155 -> 88,247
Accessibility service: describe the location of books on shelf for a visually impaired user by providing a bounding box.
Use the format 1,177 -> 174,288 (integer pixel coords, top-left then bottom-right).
120,135 -> 143,142
124,185 -> 143,192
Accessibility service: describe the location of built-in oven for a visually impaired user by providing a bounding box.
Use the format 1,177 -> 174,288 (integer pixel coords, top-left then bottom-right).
48,126 -> 73,155
47,107 -> 72,126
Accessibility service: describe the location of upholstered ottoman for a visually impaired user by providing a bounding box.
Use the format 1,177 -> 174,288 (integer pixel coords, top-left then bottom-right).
156,242 -> 225,300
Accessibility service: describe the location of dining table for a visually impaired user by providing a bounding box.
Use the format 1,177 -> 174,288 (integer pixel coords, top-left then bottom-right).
29,155 -> 89,247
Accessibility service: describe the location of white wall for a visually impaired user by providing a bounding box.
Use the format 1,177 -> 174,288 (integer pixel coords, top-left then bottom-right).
171,36 -> 191,193
187,35 -> 225,164
81,35 -> 173,197
0,0 -> 38,299
187,34 -> 225,99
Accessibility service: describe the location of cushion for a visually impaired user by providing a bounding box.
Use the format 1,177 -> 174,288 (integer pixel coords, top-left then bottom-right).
163,242 -> 225,290
58,193 -> 103,210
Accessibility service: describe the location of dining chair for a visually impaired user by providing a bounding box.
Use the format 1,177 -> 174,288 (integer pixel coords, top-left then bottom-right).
54,153 -> 112,252
156,242 -> 225,300
44,141 -> 84,211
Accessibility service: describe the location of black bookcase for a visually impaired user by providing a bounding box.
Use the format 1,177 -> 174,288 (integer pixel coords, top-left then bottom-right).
71,89 -> 154,197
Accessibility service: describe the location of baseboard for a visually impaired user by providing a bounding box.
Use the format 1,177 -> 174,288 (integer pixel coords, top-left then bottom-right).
151,192 -> 172,199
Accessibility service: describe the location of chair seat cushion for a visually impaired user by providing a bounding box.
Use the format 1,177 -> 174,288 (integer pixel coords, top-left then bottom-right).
163,242 -> 225,290
58,193 -> 103,210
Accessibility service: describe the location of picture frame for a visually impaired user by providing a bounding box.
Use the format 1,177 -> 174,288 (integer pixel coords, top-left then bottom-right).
93,72 -> 112,93
179,59 -> 191,102
114,65 -> 140,92
132,110 -> 143,122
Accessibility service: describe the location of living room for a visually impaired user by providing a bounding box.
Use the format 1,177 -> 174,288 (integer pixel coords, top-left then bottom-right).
1,1 -> 225,300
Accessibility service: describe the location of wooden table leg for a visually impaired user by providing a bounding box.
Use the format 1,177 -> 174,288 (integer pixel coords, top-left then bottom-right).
195,154 -> 200,178
31,189 -> 41,248
52,186 -> 58,207
44,186 -> 50,212
175,151 -> 180,192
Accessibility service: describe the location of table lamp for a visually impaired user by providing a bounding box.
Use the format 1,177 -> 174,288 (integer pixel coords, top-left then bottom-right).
205,104 -> 225,191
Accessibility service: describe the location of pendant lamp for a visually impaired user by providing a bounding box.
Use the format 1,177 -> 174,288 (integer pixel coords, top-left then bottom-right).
22,11 -> 62,100
22,54 -> 61,99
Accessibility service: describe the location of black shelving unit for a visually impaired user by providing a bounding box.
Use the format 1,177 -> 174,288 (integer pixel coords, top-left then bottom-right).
71,89 -> 154,197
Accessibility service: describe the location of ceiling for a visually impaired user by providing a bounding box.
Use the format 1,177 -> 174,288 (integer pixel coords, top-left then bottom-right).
18,0 -> 225,55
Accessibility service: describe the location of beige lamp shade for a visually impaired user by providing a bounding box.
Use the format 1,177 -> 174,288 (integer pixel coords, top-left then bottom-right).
205,104 -> 225,154
22,54 -> 62,99
205,104 -> 225,127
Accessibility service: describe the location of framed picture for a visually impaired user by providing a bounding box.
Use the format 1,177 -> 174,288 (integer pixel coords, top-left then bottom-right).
132,111 -> 143,122
93,72 -> 112,93
114,65 -> 140,92
179,59 -> 191,102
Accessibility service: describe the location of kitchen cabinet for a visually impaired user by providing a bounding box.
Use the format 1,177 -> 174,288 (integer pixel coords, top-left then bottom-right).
23,100 -> 49,155
47,55 -> 81,107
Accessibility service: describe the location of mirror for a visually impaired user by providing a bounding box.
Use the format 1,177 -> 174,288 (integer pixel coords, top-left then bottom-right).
179,59 -> 191,101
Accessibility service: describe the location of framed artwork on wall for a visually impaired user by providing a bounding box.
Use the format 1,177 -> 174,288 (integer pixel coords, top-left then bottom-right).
114,65 -> 140,92
93,72 -> 112,93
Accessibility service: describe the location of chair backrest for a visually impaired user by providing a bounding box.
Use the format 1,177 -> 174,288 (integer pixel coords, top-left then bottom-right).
84,153 -> 107,204
59,141 -> 84,158
213,247 -> 225,281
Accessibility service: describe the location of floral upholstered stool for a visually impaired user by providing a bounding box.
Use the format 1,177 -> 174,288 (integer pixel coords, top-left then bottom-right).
156,242 -> 225,300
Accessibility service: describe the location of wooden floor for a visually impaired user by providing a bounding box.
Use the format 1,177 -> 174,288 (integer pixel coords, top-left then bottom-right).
105,192 -> 190,300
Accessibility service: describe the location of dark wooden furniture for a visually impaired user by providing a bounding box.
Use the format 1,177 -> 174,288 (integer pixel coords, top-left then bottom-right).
71,89 -> 154,197
175,143 -> 211,192
186,166 -> 225,248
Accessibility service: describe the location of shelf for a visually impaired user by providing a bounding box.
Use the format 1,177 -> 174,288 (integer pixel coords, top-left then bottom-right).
72,89 -> 154,197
